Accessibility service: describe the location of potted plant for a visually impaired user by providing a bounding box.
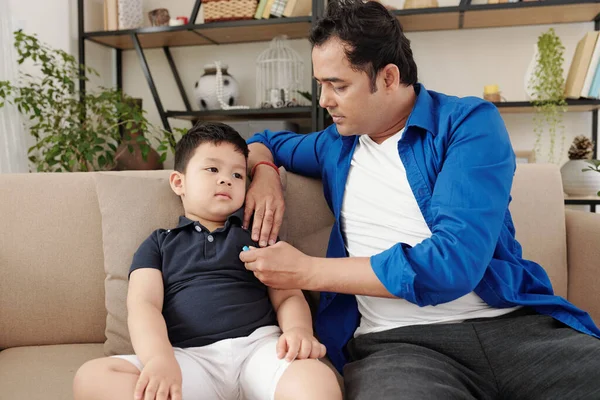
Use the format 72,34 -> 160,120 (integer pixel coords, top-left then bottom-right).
560,135 -> 600,196
581,159 -> 600,196
0,30 -> 175,172
527,28 -> 568,164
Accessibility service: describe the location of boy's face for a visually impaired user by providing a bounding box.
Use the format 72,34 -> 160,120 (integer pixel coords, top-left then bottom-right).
171,142 -> 247,223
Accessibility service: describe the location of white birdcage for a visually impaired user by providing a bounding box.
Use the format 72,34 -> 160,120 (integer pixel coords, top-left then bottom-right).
256,36 -> 305,108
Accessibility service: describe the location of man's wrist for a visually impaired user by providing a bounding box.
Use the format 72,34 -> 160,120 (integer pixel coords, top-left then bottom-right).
251,161 -> 279,179
304,256 -> 321,291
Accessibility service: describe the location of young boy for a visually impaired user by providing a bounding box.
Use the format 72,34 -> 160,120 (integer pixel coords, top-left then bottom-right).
74,122 -> 341,400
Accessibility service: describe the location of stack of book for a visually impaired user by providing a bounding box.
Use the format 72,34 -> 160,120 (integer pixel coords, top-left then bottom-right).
565,31 -> 600,100
254,0 -> 311,19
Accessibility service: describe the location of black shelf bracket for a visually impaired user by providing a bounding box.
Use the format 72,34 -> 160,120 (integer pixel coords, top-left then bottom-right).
131,33 -> 175,146
164,47 -> 193,113
78,0 -> 85,99
458,0 -> 470,29
190,0 -> 203,25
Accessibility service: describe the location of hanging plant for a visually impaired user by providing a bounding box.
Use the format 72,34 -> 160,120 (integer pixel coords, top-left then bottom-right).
528,28 -> 567,164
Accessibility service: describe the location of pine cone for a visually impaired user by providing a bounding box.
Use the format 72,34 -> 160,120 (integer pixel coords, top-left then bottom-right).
568,135 -> 594,160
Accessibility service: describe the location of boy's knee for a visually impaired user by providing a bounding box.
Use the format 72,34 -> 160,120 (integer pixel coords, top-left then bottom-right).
276,359 -> 343,400
73,359 -> 102,398
73,357 -> 139,399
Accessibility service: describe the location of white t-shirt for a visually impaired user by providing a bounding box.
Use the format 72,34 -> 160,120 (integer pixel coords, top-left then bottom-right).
340,129 -> 519,337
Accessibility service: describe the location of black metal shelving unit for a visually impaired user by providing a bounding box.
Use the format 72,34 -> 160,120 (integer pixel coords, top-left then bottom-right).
78,0 -> 600,208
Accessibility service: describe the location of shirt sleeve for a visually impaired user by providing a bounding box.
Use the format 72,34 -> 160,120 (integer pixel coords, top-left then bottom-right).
246,128 -> 334,178
129,230 -> 162,277
370,102 -> 516,306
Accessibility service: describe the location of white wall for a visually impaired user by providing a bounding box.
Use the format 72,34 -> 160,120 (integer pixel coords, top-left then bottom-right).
10,0 -> 597,170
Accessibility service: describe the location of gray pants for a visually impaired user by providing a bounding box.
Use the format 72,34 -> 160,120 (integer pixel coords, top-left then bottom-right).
344,308 -> 600,400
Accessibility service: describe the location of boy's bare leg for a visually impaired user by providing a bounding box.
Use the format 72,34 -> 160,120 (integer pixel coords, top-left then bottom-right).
73,357 -> 139,400
274,359 -> 343,400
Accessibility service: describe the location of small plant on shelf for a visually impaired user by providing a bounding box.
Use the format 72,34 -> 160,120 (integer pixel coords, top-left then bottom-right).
560,135 -> 600,197
0,30 -> 176,172
528,28 -> 568,164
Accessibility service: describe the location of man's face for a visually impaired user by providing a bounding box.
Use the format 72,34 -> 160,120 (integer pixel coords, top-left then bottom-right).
312,37 -> 387,136
178,142 -> 246,221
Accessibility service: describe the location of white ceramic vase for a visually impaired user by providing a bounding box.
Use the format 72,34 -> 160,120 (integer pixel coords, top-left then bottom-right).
560,159 -> 600,196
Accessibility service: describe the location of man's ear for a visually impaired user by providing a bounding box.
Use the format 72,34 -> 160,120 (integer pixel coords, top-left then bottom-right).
170,171 -> 185,196
382,64 -> 401,91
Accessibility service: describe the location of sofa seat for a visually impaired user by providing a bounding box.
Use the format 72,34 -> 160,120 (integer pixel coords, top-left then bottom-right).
0,344 -> 104,399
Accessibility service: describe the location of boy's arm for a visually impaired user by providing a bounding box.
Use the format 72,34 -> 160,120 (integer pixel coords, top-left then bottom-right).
268,287 -> 313,334
268,287 -> 326,361
127,268 -> 173,364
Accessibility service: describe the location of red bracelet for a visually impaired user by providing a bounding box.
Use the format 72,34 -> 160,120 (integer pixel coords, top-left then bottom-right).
251,161 -> 280,179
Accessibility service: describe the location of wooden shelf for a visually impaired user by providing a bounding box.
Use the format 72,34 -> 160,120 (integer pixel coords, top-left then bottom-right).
85,17 -> 312,50
393,7 -> 461,31
463,0 -> 600,30
494,99 -> 600,114
166,107 -> 312,121
84,0 -> 600,50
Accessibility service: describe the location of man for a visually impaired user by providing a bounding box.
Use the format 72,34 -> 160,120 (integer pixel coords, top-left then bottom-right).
239,0 -> 600,398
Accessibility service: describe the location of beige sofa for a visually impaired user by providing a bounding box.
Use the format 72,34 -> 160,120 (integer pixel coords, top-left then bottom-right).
1,164 -> 600,399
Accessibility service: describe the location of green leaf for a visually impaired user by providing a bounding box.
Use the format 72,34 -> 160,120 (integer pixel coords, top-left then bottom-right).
98,155 -> 106,167
159,153 -> 167,163
141,145 -> 149,161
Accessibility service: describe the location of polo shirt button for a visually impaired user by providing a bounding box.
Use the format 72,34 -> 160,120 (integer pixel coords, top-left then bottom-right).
195,226 -> 202,232
207,235 -> 214,242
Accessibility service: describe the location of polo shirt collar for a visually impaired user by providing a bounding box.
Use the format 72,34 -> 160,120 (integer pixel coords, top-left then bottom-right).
175,207 -> 245,230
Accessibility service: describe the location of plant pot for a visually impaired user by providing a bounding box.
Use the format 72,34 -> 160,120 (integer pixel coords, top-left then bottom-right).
560,159 -> 600,196
115,132 -> 163,171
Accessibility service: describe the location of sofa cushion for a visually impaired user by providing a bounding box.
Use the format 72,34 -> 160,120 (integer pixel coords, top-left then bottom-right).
0,173 -> 106,349
0,344 -> 104,400
509,164 -> 568,297
94,171 -> 183,355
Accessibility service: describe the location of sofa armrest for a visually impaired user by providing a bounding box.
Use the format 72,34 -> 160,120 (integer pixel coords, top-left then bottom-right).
566,209 -> 600,325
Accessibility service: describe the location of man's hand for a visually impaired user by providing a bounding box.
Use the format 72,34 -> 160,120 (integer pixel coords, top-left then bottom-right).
239,242 -> 313,290
134,355 -> 182,400
277,327 -> 327,362
243,165 -> 285,247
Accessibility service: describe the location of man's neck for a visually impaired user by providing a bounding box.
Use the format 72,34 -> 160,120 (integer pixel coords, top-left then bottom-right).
369,86 -> 416,145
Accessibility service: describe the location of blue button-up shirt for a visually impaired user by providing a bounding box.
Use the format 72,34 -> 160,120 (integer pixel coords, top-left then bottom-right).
247,84 -> 600,373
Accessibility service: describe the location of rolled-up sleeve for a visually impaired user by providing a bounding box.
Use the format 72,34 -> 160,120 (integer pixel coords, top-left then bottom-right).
370,103 -> 516,306
247,129 -> 333,178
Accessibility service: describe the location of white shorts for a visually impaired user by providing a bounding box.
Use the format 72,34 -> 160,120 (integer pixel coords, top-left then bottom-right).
113,325 -> 291,400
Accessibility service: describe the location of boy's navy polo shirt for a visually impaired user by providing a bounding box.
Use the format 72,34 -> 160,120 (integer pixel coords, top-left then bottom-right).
130,208 -> 277,348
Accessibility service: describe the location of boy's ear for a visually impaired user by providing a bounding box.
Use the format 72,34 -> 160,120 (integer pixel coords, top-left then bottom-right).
169,171 -> 185,196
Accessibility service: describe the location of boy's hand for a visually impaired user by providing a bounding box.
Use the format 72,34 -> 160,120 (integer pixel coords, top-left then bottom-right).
277,327 -> 326,362
134,355 -> 182,400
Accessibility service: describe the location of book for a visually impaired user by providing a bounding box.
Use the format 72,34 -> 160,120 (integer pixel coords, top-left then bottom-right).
262,0 -> 277,19
283,0 -> 311,17
580,32 -> 600,98
254,0 -> 269,19
104,0 -> 119,31
564,31 -> 599,99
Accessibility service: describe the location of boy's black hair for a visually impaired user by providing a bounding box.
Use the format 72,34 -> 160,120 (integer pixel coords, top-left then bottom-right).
309,0 -> 418,92
174,122 -> 249,173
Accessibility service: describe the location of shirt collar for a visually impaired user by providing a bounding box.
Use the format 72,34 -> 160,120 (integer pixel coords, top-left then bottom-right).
175,207 -> 245,230
405,83 -> 437,136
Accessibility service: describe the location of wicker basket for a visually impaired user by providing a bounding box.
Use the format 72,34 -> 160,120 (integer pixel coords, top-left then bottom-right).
203,0 -> 258,22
